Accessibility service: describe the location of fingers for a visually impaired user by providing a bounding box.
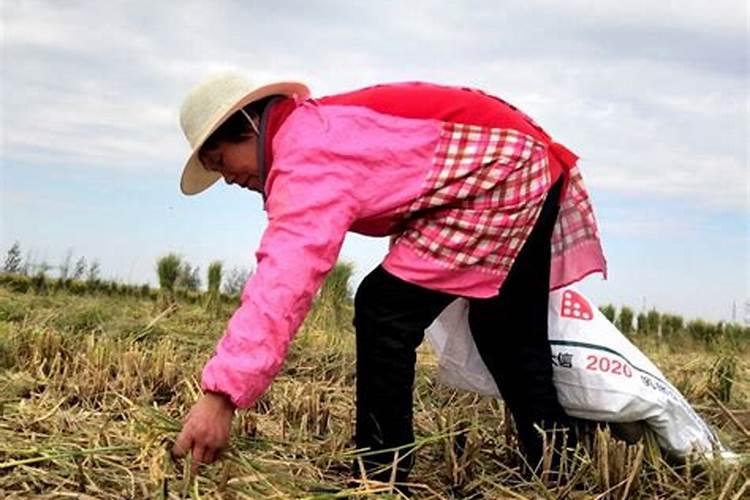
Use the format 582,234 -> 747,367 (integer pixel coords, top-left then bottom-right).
173,431 -> 220,475
172,428 -> 194,460
172,395 -> 234,474
203,448 -> 217,465
190,446 -> 219,474
192,445 -> 207,475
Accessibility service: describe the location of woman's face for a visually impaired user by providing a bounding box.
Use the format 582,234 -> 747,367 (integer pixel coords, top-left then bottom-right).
201,136 -> 262,192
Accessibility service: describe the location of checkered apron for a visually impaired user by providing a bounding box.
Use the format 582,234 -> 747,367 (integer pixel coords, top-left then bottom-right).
394,121 -> 602,286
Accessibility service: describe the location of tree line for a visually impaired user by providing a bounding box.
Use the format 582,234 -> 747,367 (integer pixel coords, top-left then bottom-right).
2,242 -> 251,299
597,303 -> 748,345
2,241 -> 747,343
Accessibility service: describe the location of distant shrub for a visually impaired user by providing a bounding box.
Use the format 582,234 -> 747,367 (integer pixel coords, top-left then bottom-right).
599,304 -> 616,323
686,319 -> 720,345
73,256 -> 87,280
207,261 -> 222,294
320,261 -> 354,305
174,260 -> 201,291
646,309 -> 660,336
617,307 -> 634,335
223,267 -> 251,297
156,254 -> 181,302
672,314 -> 684,332
86,260 -> 101,285
0,274 -> 30,293
660,314 -> 684,338
3,242 -> 23,274
310,261 -> 355,333
85,279 -> 102,294
636,313 -> 648,334
30,272 -> 47,294
175,289 -> 201,304
58,249 -> 73,281
68,280 -> 88,296
724,323 -> 750,344
205,261 -> 223,312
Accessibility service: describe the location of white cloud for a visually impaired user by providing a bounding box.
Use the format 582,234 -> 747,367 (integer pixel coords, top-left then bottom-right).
532,0 -> 745,33
1,0 -> 747,211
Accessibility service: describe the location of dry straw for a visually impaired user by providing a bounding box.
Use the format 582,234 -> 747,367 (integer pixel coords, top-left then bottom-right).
0,275 -> 748,498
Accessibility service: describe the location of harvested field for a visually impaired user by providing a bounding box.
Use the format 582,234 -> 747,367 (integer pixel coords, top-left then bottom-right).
0,285 -> 748,498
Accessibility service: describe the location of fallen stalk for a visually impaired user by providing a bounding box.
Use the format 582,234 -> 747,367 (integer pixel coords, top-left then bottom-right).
0,445 -> 138,470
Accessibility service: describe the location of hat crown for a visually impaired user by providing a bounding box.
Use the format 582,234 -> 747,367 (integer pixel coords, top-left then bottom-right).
177,72 -> 309,195
180,71 -> 256,148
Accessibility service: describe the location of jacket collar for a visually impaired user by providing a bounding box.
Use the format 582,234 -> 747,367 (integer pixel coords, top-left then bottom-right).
257,96 -> 296,202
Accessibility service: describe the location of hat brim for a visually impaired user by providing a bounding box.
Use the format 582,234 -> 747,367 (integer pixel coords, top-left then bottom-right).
180,81 -> 309,195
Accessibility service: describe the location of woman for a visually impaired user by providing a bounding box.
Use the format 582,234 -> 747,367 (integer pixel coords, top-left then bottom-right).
171,72 -> 606,488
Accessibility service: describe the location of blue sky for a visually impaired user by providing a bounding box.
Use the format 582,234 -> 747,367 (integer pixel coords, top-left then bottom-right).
1,0 -> 748,322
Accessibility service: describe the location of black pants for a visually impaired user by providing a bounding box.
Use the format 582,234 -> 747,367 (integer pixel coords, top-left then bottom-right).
353,179 -> 570,484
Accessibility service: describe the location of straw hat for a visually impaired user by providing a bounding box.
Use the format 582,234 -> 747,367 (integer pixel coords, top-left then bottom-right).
179,71 -> 309,195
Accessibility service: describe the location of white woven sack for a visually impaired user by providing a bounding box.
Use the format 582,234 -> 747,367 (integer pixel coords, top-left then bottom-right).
424,287 -> 727,457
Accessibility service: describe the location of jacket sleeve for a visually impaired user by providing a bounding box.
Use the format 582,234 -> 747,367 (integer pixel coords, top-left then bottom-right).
200,157 -> 362,409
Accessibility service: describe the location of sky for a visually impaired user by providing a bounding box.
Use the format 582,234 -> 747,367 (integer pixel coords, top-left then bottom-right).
1,0 -> 748,323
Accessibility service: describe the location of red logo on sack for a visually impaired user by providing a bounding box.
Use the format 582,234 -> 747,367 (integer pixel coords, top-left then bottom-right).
561,290 -> 593,321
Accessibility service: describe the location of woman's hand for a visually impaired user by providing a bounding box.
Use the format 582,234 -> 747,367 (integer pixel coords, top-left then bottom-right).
172,391 -> 236,473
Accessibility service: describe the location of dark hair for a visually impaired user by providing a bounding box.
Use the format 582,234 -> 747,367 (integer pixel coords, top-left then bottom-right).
200,95 -> 280,153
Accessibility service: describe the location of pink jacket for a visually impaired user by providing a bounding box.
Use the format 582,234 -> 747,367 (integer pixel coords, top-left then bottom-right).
201,82 -> 607,408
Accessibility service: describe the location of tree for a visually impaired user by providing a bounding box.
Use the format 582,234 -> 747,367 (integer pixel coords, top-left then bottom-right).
317,261 -> 355,330
21,250 -> 33,275
671,314 -> 684,333
686,319 -> 719,345
87,260 -> 101,284
661,314 -> 684,338
207,261 -> 223,293
176,261 -> 201,290
599,304 -> 616,323
35,261 -> 52,276
618,306 -> 634,335
646,309 -> 661,336
637,313 -> 648,334
205,261 -> 223,312
3,242 -> 22,274
73,256 -> 87,280
156,254 -> 181,292
59,249 -> 73,280
320,261 -> 354,305
223,267 -> 251,297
